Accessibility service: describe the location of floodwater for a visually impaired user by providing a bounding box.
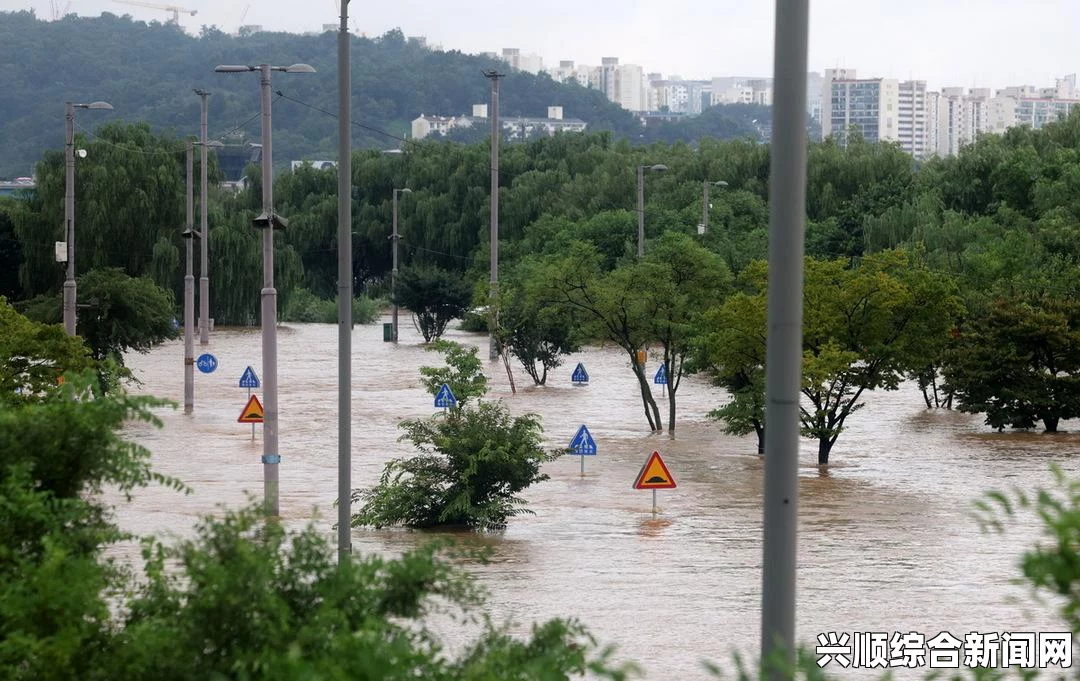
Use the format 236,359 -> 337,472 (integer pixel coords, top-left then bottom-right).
109,318 -> 1080,679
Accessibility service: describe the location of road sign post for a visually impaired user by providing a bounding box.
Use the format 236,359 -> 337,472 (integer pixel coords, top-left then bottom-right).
571,362 -> 589,385
434,383 -> 457,411
239,366 -> 261,439
568,423 -> 597,476
196,353 -> 218,374
633,450 -> 676,514
654,363 -> 668,398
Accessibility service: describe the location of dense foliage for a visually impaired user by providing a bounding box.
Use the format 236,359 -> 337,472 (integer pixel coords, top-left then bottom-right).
352,401 -> 559,530
0,305 -> 632,680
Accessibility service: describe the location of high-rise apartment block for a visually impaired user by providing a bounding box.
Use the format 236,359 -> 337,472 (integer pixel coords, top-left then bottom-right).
823,69 -> 1079,159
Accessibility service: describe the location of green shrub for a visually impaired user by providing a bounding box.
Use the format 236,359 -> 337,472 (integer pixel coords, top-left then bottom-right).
351,400 -> 561,530
283,288 -> 385,325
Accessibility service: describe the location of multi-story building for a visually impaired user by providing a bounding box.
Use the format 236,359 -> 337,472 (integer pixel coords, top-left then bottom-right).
898,80 -> 929,159
411,105 -> 586,140
930,77 -> 1078,157
651,77 -> 710,114
710,77 -> 772,107
501,48 -> 543,74
826,76 -> 900,145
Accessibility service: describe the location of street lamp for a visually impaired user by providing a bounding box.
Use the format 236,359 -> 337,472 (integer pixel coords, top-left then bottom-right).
636,163 -> 667,258
391,187 -> 412,343
701,179 -> 729,234
63,100 -> 113,336
182,140 -> 196,414
194,88 -> 212,345
215,62 -> 315,518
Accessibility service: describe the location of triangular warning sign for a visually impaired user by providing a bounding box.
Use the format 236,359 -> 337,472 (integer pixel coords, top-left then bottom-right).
238,394 -> 265,423
633,451 -> 676,489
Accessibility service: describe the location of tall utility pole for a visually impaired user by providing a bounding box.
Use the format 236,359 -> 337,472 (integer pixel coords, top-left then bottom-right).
215,60 -> 315,518
195,89 -> 211,344
636,163 -> 667,257
63,102 -> 76,336
183,140 -> 195,414
760,0 -> 809,677
336,0 -> 353,562
391,187 -> 412,343
484,70 -> 503,361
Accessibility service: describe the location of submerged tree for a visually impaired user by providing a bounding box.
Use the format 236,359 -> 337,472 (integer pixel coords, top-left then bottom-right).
396,264 -> 472,343
944,295 -> 1080,432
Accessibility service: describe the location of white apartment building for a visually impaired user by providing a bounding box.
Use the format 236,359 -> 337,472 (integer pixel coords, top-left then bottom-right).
710,77 -> 772,107
411,105 -> 586,140
898,80 -> 929,160
651,77 -> 710,114
501,48 -> 543,74
931,76 -> 1078,156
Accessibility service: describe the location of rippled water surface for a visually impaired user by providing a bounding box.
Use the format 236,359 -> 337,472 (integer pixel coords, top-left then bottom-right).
110,319 -> 1080,679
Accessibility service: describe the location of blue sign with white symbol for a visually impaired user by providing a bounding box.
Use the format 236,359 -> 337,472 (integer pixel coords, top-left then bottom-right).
239,366 -> 260,389
569,424 -> 597,455
434,383 -> 457,409
653,363 -> 667,385
196,353 -> 218,374
571,362 -> 589,384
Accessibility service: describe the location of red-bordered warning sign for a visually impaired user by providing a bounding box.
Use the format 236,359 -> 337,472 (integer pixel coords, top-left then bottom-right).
237,394 -> 265,423
633,450 -> 676,489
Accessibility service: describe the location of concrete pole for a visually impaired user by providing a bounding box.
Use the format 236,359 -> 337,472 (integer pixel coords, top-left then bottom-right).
636,164 -> 645,258
184,141 -> 195,414
391,189 -> 401,343
486,71 -> 503,360
760,0 -> 809,676
63,102 -> 76,336
702,179 -> 710,234
198,90 -> 210,345
336,0 -> 353,561
259,63 -> 281,518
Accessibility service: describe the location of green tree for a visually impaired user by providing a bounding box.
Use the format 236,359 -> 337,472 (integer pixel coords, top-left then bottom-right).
640,232 -> 731,433
351,401 -> 559,530
532,241 -> 664,431
418,339 -> 488,407
944,295 -> 1080,432
497,264 -> 582,386
693,290 -> 767,454
799,252 -> 962,463
0,297 -> 95,405
395,264 -> 472,342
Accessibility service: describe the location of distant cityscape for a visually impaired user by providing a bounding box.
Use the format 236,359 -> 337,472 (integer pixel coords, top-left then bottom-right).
411,44 -> 1079,161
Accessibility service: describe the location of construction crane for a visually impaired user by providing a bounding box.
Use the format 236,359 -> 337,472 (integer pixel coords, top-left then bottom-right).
110,0 -> 197,25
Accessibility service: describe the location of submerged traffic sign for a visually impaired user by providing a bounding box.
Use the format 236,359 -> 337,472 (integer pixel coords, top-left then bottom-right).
569,424 -> 597,455
653,363 -> 667,385
239,366 -> 260,389
238,394 -> 265,423
196,353 -> 218,374
633,451 -> 676,489
434,383 -> 457,409
571,362 -> 589,384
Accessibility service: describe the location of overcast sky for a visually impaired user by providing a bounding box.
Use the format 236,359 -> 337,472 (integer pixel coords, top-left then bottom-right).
8,0 -> 1078,90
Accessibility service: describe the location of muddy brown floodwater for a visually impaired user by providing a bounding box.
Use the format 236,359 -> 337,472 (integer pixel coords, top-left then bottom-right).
107,317 -> 1080,679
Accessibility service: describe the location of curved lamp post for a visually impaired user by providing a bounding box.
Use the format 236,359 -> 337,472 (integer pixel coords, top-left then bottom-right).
636,163 -> 667,257
63,100 -> 113,336
214,62 -> 315,517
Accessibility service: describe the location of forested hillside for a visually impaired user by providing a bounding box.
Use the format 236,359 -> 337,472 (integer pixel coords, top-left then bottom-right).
0,10 -> 763,178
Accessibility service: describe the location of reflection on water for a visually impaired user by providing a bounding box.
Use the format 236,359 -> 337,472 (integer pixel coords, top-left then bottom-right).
109,319 -> 1080,680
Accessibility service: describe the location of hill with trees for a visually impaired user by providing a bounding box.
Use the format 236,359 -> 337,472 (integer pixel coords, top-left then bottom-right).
0,10 -> 764,178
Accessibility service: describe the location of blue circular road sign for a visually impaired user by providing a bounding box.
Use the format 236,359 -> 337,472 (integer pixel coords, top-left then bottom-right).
196,353 -> 218,374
